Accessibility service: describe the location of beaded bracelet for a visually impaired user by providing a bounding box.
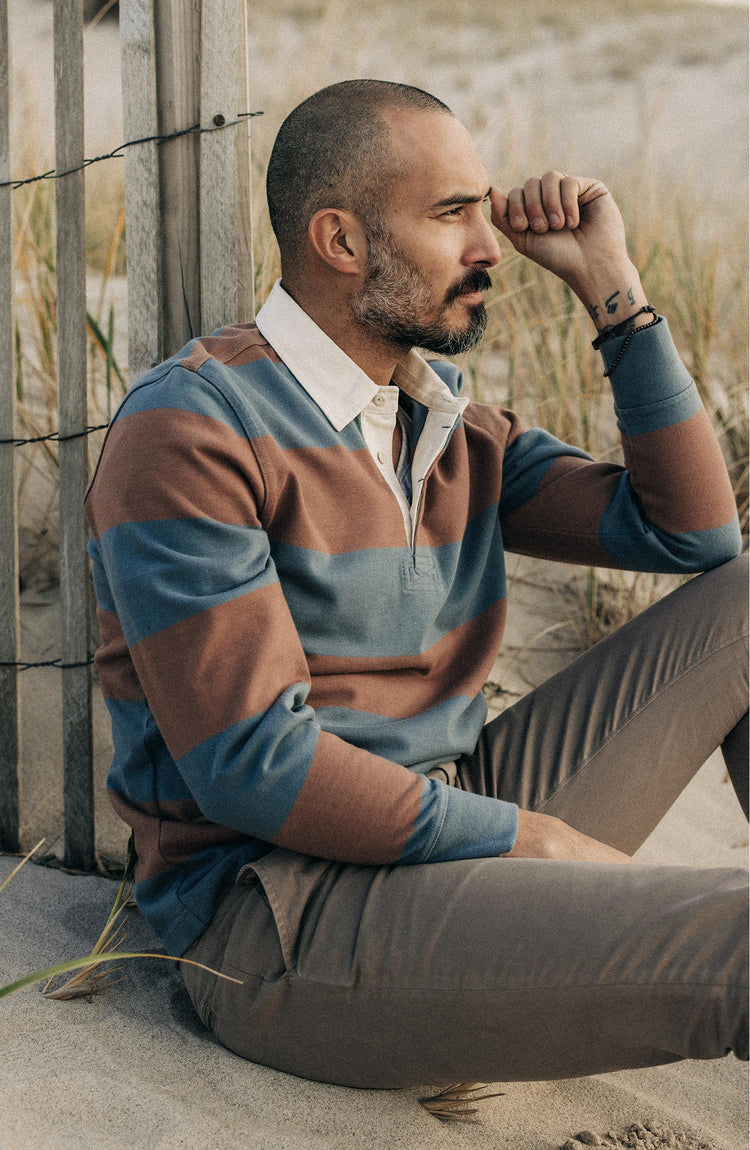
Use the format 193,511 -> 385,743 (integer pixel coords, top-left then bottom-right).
590,305 -> 659,377
591,304 -> 657,349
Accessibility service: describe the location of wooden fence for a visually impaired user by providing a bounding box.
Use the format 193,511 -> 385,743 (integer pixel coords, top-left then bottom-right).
0,0 -> 254,869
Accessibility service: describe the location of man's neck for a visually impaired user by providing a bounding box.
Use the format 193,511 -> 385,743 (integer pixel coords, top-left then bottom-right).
280,277 -> 410,389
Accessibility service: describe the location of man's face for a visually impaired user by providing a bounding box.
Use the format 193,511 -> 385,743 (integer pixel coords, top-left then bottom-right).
352,108 -> 501,355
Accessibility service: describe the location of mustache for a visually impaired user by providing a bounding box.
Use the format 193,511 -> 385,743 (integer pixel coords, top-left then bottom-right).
444,269 -> 493,305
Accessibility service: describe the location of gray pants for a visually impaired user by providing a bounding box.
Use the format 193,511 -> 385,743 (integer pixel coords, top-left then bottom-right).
181,556 -> 748,1088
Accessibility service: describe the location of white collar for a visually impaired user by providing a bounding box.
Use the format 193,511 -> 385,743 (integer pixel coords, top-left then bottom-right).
255,280 -> 468,431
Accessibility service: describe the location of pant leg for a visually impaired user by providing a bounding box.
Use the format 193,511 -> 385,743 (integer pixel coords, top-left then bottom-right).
181,847 -> 747,1089
456,554 -> 749,851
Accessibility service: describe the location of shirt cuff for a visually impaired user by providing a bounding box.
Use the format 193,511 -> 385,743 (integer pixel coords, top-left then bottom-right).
601,318 -> 702,437
422,783 -> 519,862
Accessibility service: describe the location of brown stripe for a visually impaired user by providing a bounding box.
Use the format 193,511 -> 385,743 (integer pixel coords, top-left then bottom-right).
267,445 -> 407,552
501,456 -> 620,567
420,406 -> 518,547
95,607 -> 145,701
180,323 -> 281,372
109,791 -> 251,880
274,730 -> 422,863
131,582 -> 310,761
307,600 -> 506,719
86,408 -> 267,541
622,408 -> 738,534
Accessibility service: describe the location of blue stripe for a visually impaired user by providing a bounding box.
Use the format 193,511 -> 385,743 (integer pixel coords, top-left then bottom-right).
106,699 -> 194,804
598,475 -> 742,571
272,504 -> 506,658
315,691 -> 489,768
174,683 -> 318,840
200,357 -> 368,451
499,429 -> 592,518
116,358 -> 370,453
89,539 -> 116,613
615,382 -> 701,438
97,518 -> 276,644
114,365 -> 249,439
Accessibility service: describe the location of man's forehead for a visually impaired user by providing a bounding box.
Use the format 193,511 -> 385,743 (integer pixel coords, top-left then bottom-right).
381,106 -> 489,208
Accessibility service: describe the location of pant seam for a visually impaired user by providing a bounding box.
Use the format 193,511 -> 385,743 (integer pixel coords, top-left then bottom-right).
269,970 -> 747,996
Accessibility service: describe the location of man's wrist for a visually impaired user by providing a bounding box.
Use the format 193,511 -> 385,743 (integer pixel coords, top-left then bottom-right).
573,261 -> 648,331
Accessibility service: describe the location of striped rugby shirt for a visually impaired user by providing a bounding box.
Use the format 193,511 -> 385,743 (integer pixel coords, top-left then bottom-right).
85,283 -> 741,956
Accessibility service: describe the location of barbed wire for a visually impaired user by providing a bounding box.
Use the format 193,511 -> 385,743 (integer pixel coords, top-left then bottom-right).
0,110 -> 263,190
0,657 -> 95,671
0,422 -> 110,447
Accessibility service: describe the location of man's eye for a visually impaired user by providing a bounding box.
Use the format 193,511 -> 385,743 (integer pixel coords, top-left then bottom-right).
443,206 -> 463,217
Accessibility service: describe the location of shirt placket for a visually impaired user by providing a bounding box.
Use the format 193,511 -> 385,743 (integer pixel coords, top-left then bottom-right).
361,388 -> 412,544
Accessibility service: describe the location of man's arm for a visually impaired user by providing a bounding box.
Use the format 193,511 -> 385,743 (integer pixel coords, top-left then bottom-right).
489,173 -> 740,575
488,174 -> 739,862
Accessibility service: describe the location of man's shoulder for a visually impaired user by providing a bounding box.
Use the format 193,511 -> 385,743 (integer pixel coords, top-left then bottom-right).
112,322 -> 296,433
179,322 -> 283,374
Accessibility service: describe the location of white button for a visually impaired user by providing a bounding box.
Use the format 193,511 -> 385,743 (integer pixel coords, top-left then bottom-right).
377,450 -> 387,464
372,393 -> 386,407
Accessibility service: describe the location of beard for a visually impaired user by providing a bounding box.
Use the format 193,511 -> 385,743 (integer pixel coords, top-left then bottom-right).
351,226 -> 491,355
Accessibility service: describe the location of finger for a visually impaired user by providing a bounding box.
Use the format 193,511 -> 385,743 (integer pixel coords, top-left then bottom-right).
506,185 -> 529,231
488,186 -> 509,231
540,170 -> 566,230
523,177 -> 548,232
560,175 -> 581,228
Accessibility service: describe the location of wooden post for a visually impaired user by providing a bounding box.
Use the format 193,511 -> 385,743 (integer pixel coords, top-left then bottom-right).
199,0 -> 253,332
120,0 -> 161,384
235,0 -> 254,323
199,0 -> 240,335
54,0 -> 94,871
154,0 -> 201,357
0,0 -> 20,853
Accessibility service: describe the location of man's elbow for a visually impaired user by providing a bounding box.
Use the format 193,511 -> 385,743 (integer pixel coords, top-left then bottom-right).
673,516 -> 743,573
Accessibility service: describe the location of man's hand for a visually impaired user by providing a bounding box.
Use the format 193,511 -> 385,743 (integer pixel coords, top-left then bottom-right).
504,808 -> 635,864
489,175 -> 649,332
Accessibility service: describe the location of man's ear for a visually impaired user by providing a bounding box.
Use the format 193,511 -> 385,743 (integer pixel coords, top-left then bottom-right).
307,208 -> 368,274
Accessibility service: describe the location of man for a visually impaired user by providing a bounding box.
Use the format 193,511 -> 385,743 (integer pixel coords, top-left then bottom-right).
85,80 -> 747,1088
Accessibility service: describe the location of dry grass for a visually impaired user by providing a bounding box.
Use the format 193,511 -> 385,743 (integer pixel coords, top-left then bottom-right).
419,1081 -> 505,1123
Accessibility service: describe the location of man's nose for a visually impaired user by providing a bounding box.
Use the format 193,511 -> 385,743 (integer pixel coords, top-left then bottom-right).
465,214 -> 502,268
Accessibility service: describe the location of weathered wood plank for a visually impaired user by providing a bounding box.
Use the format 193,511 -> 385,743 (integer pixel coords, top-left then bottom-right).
120,0 -> 161,384
154,0 -> 201,356
199,0 -> 239,335
235,0 -> 254,323
0,0 -> 20,853
54,0 -> 94,871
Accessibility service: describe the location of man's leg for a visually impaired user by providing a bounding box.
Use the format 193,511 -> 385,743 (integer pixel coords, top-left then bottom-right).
181,556 -> 748,1087
457,554 -> 748,848
182,848 -> 747,1087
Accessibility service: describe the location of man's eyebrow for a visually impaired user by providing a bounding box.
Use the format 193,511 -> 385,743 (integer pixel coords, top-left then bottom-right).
430,187 -> 492,209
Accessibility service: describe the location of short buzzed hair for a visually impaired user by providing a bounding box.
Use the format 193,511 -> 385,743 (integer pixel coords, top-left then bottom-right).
266,80 -> 452,268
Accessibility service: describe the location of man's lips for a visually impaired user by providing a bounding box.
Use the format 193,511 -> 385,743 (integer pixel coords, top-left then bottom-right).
446,270 -> 493,306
